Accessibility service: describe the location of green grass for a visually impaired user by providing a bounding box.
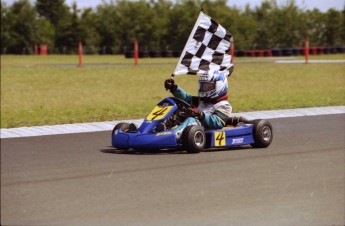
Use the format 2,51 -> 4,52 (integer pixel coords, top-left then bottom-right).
1,54 -> 344,128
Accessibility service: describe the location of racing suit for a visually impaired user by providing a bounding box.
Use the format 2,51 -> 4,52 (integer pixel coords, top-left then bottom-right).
170,86 -> 232,132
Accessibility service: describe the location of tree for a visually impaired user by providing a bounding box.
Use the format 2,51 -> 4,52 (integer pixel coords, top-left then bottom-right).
269,0 -> 305,48
1,0 -> 344,54
150,0 -> 173,49
36,0 -> 72,53
1,1 -> 12,53
253,0 -> 275,49
35,0 -> 66,27
95,1 -> 122,53
35,18 -> 55,48
166,0 -> 200,50
304,9 -> 326,46
3,0 -> 37,53
342,6 -> 345,44
79,8 -> 101,54
324,9 -> 343,45
57,2 -> 83,53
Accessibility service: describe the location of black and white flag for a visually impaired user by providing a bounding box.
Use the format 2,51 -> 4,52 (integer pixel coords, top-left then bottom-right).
173,11 -> 233,76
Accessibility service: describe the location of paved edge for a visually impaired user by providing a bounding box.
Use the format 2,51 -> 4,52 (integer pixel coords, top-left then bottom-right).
1,106 -> 344,139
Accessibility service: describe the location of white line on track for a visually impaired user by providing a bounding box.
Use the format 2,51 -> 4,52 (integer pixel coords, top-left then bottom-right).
1,106 -> 344,139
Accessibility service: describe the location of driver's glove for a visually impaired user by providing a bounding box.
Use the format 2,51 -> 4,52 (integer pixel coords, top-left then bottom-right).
164,78 -> 177,92
190,108 -> 205,120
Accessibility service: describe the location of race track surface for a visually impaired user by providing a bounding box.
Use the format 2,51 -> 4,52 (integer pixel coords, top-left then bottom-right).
1,114 -> 344,226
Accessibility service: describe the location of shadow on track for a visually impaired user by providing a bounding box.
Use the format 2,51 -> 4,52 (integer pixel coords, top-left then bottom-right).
100,147 -> 189,155
100,146 -> 252,155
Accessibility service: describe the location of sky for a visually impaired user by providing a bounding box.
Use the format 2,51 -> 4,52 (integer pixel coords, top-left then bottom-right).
3,0 -> 345,12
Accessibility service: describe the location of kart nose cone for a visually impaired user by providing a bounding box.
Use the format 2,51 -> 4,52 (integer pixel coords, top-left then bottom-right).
112,133 -> 129,148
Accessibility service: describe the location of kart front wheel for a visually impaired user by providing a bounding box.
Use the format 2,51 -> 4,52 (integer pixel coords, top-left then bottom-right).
182,125 -> 206,153
112,122 -> 130,135
251,119 -> 273,148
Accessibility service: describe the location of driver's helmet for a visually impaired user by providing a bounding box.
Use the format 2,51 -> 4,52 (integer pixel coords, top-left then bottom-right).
198,70 -> 228,100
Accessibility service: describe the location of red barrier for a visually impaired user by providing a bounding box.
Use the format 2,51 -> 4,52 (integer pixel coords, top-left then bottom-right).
78,41 -> 83,67
246,50 -> 255,57
264,49 -> 272,57
34,44 -> 38,55
309,47 -> 317,55
316,47 -> 323,55
40,44 -> 47,55
134,40 -> 139,65
305,37 -> 309,64
230,38 -> 234,63
255,50 -> 264,57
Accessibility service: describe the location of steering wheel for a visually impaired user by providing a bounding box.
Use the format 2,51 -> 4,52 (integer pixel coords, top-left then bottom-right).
169,97 -> 194,119
169,97 -> 192,109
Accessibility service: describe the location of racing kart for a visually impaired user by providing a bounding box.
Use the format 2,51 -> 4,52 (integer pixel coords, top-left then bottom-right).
112,97 -> 273,153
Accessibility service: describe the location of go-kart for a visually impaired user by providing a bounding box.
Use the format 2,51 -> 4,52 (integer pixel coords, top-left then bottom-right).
111,97 -> 273,153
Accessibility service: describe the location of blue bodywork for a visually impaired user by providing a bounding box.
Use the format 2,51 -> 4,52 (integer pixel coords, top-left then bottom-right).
112,97 -> 255,150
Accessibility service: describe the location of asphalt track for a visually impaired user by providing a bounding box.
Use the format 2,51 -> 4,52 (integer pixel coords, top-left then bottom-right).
1,114 -> 344,226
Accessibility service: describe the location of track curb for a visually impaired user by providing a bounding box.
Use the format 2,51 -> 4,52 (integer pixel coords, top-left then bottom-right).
1,106 -> 344,139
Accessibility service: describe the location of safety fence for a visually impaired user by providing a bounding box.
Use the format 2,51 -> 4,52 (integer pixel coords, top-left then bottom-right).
124,46 -> 345,58
2,45 -> 344,57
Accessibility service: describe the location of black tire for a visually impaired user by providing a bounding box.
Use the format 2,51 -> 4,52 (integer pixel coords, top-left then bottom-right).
181,125 -> 205,153
251,119 -> 273,148
112,122 -> 130,135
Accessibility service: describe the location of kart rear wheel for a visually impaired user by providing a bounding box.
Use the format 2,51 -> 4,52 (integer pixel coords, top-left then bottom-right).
112,122 -> 130,135
251,119 -> 273,148
182,125 -> 205,153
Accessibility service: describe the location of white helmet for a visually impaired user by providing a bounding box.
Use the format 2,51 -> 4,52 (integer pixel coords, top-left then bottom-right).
198,70 -> 228,100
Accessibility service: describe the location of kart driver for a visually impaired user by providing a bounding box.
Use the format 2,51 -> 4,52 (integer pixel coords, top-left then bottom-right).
164,70 -> 232,133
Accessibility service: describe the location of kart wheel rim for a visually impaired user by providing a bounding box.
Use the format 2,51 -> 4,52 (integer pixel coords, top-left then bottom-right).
262,126 -> 272,142
194,131 -> 204,146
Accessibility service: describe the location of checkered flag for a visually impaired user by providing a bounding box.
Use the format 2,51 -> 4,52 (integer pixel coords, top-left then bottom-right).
173,11 -> 233,77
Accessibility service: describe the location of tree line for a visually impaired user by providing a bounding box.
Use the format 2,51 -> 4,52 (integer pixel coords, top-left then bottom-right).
1,0 -> 344,54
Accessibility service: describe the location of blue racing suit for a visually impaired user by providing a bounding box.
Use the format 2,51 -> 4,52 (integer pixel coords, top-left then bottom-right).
171,86 -> 232,132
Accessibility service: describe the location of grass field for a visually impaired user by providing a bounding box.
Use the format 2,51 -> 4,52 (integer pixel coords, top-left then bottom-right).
1,54 -> 344,128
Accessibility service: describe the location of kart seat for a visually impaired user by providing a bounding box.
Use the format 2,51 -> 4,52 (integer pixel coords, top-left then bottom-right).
226,116 -> 251,126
